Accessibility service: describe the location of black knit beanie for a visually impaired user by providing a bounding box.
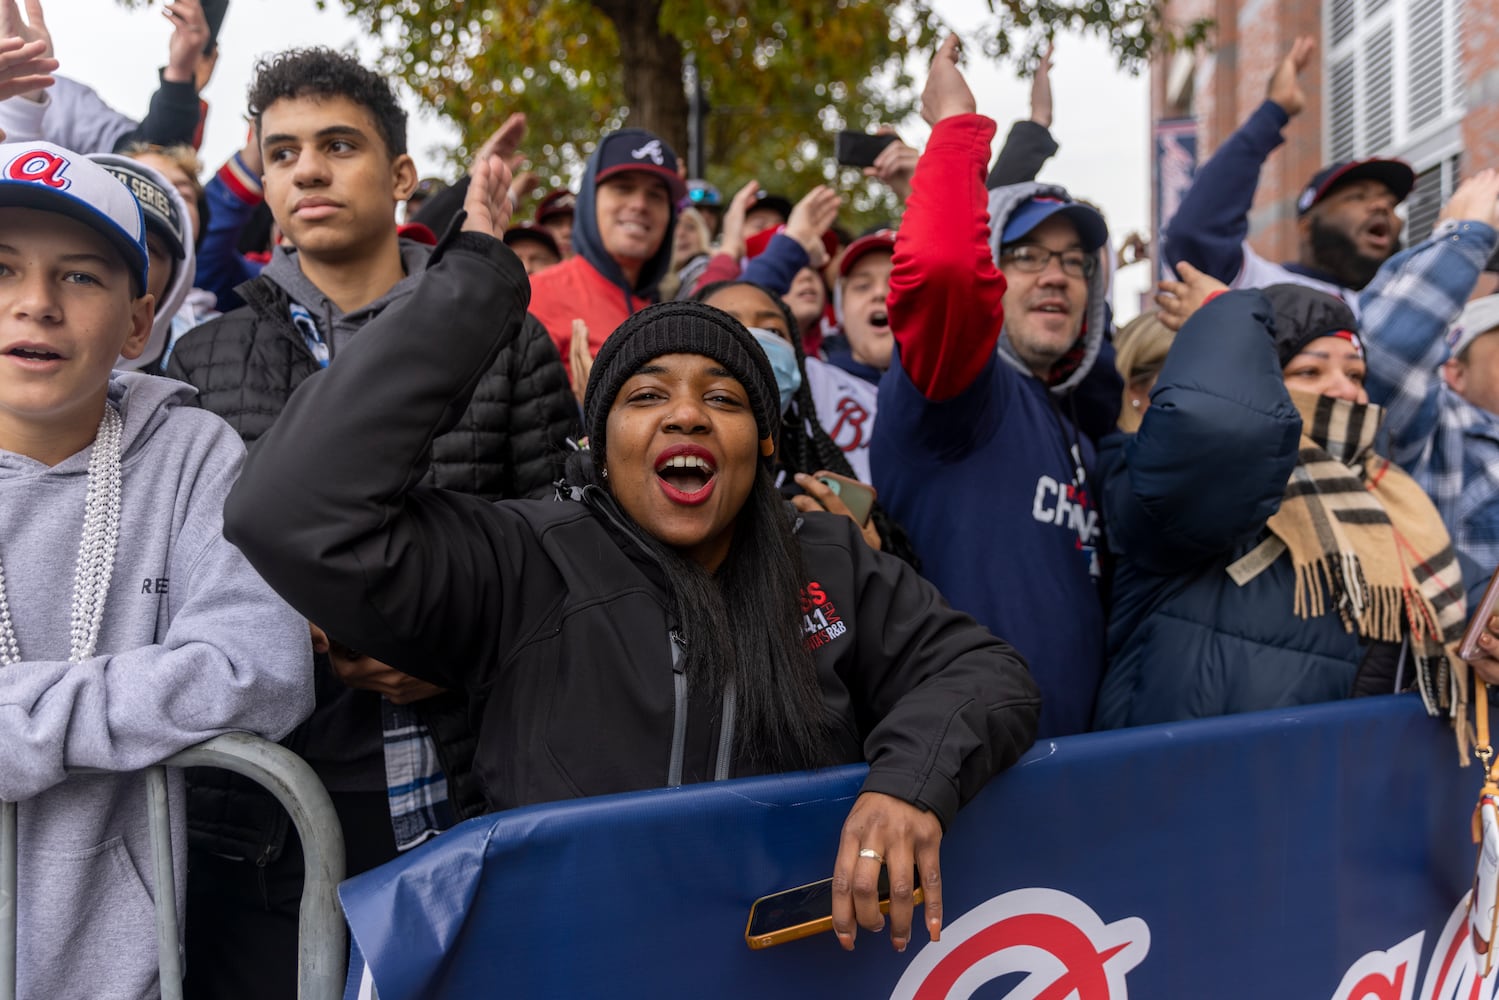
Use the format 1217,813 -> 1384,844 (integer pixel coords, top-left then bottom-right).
583,301 -> 781,463
1261,284 -> 1362,367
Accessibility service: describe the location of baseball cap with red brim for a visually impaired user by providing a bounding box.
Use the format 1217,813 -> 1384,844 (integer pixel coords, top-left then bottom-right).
1296,159 -> 1415,216
535,189 -> 575,223
838,228 -> 897,278
592,129 -> 687,204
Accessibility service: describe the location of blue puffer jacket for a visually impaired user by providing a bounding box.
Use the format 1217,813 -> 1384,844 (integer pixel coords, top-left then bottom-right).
1095,290 -> 1373,729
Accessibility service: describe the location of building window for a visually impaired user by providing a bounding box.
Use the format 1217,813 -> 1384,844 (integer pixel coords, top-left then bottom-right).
1323,0 -> 1464,164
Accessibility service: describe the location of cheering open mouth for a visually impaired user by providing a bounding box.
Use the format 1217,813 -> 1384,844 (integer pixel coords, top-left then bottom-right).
654,444 -> 718,505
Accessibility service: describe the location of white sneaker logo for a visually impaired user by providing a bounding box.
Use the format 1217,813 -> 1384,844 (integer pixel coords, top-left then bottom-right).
631,140 -> 665,165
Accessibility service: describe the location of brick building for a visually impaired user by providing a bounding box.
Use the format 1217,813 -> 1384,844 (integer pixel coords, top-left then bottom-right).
1151,0 -> 1498,262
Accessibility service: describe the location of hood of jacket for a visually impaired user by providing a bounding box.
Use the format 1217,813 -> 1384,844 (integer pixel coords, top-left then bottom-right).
0,371 -> 197,479
986,180 -> 1109,396
572,129 -> 679,305
93,155 -> 197,374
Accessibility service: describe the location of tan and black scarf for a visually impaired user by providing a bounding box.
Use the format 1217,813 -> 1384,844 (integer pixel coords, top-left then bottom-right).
1230,390 -> 1469,734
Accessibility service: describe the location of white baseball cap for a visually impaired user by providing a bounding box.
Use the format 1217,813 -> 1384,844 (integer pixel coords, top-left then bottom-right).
1448,294 -> 1499,359
0,141 -> 148,295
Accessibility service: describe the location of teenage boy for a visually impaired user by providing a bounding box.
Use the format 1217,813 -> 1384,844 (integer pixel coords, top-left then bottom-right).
0,140 -> 311,999
163,48 -> 579,999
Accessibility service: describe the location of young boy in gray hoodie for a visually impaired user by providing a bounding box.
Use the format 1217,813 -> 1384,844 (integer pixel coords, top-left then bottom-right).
0,141 -> 313,999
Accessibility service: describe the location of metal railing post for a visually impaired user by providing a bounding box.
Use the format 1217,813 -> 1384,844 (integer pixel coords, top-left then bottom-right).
0,734 -> 346,1000
165,734 -> 347,1000
0,800 -> 15,1000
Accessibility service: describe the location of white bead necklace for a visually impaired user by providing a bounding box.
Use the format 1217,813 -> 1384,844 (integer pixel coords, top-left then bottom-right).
0,405 -> 123,665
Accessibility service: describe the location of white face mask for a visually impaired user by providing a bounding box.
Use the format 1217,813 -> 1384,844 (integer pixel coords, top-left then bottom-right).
749,327 -> 802,414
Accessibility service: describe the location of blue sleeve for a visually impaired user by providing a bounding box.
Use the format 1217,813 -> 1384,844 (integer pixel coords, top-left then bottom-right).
1358,221 -> 1497,474
1103,290 -> 1303,575
197,159 -> 264,313
739,233 -> 810,295
1162,101 -> 1290,283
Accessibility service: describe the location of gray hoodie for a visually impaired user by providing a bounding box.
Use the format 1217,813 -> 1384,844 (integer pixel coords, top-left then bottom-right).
0,373 -> 313,998
986,180 -> 1111,395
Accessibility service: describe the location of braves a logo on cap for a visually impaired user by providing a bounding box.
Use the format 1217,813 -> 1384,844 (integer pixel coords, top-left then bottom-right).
1297,186 -> 1317,214
631,139 -> 665,165
6,149 -> 71,190
889,888 -> 1150,1000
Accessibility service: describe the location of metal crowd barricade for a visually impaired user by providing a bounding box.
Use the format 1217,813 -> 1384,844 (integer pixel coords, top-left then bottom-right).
0,732 -> 346,1000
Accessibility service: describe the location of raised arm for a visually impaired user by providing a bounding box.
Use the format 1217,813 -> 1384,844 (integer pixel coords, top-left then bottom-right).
1104,290 -> 1303,575
887,36 -> 1007,403
223,156 -> 540,686
1162,37 -> 1314,283
986,42 -> 1059,189
1359,169 -> 1499,470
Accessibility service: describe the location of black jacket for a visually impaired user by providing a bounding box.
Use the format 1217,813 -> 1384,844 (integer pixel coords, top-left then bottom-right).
224,230 -> 1041,828
167,254 -> 581,861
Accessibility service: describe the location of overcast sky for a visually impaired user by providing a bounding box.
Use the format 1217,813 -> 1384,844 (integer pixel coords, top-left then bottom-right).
52,0 -> 1154,317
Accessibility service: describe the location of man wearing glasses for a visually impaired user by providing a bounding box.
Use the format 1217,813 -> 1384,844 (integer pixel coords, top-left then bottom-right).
871,37 -> 1110,738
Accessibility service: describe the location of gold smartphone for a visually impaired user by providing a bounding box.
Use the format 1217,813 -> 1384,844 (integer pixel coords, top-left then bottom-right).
814,472 -> 877,526
744,872 -> 923,950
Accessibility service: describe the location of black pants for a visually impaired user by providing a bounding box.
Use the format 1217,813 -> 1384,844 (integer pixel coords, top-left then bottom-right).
183,790 -> 398,1000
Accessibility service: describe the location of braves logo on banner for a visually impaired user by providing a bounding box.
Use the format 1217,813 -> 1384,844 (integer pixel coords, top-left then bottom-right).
1329,893 -> 1499,1000
889,888 -> 1150,1000
6,149 -> 71,189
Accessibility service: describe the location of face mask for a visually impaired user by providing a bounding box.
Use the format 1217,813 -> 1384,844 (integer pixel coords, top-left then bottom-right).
749,327 -> 802,414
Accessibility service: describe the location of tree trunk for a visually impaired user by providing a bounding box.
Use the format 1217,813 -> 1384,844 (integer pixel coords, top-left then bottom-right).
591,0 -> 690,160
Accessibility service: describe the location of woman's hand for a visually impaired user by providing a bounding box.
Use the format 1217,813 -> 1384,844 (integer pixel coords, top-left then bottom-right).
1155,260 -> 1227,332
791,472 -> 881,551
462,152 -> 515,239
1471,613 -> 1499,686
831,791 -> 943,952
309,622 -> 446,704
569,318 -> 593,407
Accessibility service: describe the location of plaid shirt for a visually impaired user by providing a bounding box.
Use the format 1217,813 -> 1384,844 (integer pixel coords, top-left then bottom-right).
1360,219 -> 1499,597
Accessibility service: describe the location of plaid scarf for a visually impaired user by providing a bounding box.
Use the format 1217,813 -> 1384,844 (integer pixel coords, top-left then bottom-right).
1268,390 -> 1468,730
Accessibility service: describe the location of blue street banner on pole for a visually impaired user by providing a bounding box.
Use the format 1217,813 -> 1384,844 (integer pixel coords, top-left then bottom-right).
1154,116 -> 1198,281
340,695 -> 1489,999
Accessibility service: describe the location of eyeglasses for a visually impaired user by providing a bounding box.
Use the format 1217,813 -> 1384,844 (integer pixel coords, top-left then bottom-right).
1000,244 -> 1096,280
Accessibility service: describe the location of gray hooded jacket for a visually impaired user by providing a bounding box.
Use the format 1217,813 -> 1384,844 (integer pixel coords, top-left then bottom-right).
0,373 -> 312,998
986,180 -> 1110,394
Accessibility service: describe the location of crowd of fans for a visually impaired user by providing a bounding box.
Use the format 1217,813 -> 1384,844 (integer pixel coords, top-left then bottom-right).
3,0 -> 1499,995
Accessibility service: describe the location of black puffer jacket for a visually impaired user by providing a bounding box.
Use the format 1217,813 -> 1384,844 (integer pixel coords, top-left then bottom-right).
166,258 -> 580,862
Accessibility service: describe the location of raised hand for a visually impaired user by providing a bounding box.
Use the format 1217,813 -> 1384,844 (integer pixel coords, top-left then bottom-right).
920,35 -> 975,127
0,0 -> 51,102
863,129 -> 918,202
1266,36 -> 1315,118
569,319 -> 592,407
785,185 -> 842,267
163,0 -> 209,86
1439,168 -> 1499,228
1030,41 -> 1054,128
461,153 -> 515,240
1155,259 -> 1228,332
0,35 -> 54,105
717,179 -> 761,260
477,112 -> 527,164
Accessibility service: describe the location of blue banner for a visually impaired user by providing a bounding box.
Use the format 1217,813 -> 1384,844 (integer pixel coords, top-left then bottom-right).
340,695 -> 1489,998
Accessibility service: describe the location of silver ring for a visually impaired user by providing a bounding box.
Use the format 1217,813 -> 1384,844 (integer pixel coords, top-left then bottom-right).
858,848 -> 884,863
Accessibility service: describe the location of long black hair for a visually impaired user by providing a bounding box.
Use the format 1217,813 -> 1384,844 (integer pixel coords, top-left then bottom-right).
563,432 -> 834,774
694,280 -> 920,567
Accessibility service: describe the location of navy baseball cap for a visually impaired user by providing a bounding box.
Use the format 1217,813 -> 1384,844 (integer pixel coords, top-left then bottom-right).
593,130 -> 687,204
1002,196 -> 1108,253
1296,159 -> 1415,216
503,221 -> 561,257
748,192 -> 793,222
0,141 -> 148,294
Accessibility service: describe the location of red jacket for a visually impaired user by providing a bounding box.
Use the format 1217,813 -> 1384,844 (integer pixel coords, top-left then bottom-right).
529,255 -> 651,382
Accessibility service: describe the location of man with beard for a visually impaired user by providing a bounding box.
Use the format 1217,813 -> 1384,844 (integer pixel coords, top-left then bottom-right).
1163,36 -> 1413,311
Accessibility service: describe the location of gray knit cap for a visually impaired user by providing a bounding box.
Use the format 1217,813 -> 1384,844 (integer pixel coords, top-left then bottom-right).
583,301 -> 780,463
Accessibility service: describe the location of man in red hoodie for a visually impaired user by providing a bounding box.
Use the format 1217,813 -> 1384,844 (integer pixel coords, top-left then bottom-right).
528,128 -> 685,381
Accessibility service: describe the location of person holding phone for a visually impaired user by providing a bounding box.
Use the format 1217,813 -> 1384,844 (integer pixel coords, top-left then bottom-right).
223,154 -> 1041,955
